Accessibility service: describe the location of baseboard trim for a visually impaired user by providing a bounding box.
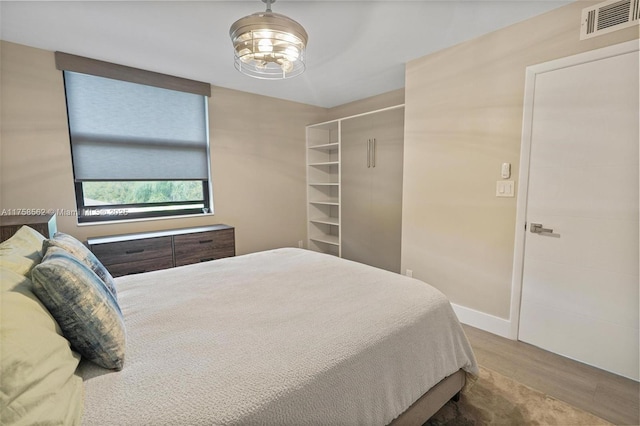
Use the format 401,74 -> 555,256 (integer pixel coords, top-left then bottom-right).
451,303 -> 512,339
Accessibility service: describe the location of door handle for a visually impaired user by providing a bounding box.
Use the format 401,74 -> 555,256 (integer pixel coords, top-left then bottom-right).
530,223 -> 554,234
372,138 -> 376,168
367,139 -> 371,168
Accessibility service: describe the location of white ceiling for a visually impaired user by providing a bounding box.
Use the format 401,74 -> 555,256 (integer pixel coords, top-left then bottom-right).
0,1 -> 571,108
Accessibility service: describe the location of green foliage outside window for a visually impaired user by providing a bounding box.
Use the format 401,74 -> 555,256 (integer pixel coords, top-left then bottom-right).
83,181 -> 203,206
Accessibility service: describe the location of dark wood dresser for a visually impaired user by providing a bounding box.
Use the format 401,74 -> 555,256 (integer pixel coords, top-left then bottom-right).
0,213 -> 58,242
88,224 -> 235,277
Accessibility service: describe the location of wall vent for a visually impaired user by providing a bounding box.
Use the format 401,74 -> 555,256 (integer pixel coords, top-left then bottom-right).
580,0 -> 640,40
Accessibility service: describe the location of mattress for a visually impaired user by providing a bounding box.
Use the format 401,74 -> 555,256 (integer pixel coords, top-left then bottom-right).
79,248 -> 478,425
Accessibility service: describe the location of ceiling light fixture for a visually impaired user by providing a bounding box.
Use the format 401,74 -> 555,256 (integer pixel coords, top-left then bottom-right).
229,0 -> 308,79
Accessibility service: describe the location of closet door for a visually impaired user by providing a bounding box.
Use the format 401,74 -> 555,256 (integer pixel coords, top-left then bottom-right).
341,107 -> 404,273
368,107 -> 404,273
341,114 -> 373,266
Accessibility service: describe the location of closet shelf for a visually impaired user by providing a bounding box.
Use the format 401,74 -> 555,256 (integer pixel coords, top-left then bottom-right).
307,120 -> 341,257
309,199 -> 339,206
309,235 -> 340,246
309,161 -> 339,167
310,217 -> 339,226
308,142 -> 339,151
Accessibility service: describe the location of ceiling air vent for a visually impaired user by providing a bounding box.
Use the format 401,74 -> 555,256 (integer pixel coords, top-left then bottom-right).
580,0 -> 640,40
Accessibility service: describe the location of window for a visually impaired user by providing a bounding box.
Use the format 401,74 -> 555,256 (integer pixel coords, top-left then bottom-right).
56,52 -> 212,223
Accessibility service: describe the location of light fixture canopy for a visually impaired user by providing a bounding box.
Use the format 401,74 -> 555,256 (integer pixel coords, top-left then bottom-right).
230,0 -> 308,79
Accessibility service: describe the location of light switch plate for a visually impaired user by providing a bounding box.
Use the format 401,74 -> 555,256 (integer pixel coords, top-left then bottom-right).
496,180 -> 515,197
501,162 -> 511,179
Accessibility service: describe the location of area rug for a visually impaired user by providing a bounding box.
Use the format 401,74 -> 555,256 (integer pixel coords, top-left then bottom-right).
425,366 -> 613,426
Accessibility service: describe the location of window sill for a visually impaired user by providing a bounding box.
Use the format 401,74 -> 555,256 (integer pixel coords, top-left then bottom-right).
75,211 -> 215,227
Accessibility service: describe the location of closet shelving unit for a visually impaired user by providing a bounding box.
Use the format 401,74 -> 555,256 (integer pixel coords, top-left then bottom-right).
306,120 -> 341,256
306,104 -> 405,262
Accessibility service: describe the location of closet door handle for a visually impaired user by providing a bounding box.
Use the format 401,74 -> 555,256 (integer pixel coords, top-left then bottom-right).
367,139 -> 371,168
372,138 -> 376,168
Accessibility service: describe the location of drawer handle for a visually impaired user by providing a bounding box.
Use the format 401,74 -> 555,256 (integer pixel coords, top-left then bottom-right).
200,258 -> 214,262
126,249 -> 145,254
199,240 -> 213,244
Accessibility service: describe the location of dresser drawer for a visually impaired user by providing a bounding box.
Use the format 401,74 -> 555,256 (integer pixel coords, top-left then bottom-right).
88,225 -> 235,276
105,256 -> 175,277
91,236 -> 173,266
174,229 -> 235,266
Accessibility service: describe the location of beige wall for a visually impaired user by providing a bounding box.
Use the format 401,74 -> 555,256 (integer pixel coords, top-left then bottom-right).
3,1 -> 636,320
0,41 -> 326,255
402,2 -> 639,319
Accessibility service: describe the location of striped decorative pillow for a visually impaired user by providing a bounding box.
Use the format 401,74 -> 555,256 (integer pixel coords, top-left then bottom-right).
43,232 -> 118,299
31,246 -> 126,370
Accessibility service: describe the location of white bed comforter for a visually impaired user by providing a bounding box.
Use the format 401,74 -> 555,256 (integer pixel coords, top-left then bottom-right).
80,248 -> 478,425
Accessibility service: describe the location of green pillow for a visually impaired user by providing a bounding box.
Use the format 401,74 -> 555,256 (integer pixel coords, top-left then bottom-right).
0,267 -> 83,425
0,226 -> 45,276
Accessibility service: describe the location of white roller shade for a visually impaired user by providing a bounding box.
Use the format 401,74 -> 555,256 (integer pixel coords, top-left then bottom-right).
64,71 -> 209,181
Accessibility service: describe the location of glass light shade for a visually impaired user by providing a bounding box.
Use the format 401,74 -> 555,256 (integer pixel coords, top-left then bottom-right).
230,11 -> 308,79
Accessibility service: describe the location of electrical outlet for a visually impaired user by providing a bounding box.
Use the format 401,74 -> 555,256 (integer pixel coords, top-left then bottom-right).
298,240 -> 304,248
406,269 -> 413,278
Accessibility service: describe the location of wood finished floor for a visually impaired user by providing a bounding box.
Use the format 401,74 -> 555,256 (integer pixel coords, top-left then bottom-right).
462,325 -> 640,426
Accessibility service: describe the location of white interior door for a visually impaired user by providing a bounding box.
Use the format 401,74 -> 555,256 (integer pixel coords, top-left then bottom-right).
518,43 -> 639,380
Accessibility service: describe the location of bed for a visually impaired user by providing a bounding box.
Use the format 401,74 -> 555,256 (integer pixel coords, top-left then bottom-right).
1,226 -> 478,425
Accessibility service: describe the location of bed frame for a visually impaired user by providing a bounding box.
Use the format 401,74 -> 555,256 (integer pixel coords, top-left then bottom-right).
390,369 -> 465,425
